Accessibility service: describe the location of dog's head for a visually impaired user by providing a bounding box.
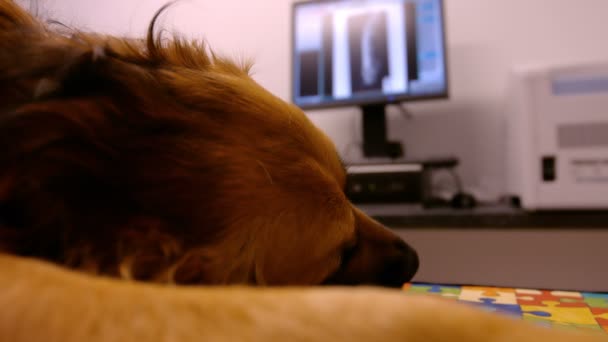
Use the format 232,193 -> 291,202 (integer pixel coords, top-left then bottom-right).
0,1 -> 417,287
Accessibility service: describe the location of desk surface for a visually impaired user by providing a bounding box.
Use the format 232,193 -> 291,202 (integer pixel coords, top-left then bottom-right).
359,204 -> 608,228
392,228 -> 608,292
358,204 -> 608,292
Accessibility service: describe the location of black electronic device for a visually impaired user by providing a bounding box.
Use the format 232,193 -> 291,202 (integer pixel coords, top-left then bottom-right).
345,163 -> 423,203
292,0 -> 449,158
345,157 -> 460,205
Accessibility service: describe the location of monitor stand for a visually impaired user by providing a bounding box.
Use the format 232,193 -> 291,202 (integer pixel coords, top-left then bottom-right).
361,104 -> 404,158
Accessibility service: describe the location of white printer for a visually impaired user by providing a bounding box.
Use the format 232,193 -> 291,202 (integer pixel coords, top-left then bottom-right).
506,62 -> 608,210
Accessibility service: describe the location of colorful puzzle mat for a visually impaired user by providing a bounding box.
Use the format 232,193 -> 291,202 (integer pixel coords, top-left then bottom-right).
403,283 -> 608,333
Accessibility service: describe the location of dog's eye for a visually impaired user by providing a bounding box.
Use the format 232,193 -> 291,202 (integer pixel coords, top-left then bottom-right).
339,243 -> 357,267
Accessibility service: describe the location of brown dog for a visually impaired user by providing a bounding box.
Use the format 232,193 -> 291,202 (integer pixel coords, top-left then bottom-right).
0,2 -> 606,341
0,0 -> 417,287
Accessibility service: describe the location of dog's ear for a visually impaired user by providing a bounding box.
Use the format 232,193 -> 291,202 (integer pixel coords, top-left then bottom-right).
32,45 -> 109,100
0,0 -> 134,264
0,1 -> 114,111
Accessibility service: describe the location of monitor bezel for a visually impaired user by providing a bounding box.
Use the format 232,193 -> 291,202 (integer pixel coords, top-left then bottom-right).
290,0 -> 449,110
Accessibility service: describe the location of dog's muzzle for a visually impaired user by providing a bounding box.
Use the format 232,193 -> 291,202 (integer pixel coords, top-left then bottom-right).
323,208 -> 419,288
378,238 -> 419,287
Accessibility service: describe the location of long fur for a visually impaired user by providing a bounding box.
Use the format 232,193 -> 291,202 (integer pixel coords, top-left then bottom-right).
0,1 -> 605,341
0,0 -> 351,285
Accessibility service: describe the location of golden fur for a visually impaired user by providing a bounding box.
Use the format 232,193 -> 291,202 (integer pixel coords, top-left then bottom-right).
0,1 -> 605,340
1,254 -> 605,342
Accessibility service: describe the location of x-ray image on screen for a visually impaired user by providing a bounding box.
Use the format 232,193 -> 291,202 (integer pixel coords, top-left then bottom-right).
292,0 -> 447,109
347,11 -> 389,94
298,51 -> 320,97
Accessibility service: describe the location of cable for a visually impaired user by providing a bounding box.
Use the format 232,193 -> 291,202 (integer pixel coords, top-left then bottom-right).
447,168 -> 463,193
394,103 -> 414,120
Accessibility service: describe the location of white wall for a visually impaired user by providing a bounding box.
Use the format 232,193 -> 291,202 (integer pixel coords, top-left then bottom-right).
30,0 -> 608,201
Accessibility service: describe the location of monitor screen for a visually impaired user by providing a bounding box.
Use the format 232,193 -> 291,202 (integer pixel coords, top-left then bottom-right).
292,0 -> 448,109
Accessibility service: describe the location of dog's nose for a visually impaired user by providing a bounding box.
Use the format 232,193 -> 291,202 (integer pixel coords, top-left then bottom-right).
394,239 -> 419,281
393,238 -> 411,253
380,239 -> 419,287
400,240 -> 419,279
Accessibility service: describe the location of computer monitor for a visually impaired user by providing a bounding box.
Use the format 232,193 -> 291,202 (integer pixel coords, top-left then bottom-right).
291,0 -> 448,157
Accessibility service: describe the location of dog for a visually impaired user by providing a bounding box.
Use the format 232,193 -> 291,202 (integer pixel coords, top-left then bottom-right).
1,253 -> 605,342
0,1 -> 605,341
0,0 -> 418,287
